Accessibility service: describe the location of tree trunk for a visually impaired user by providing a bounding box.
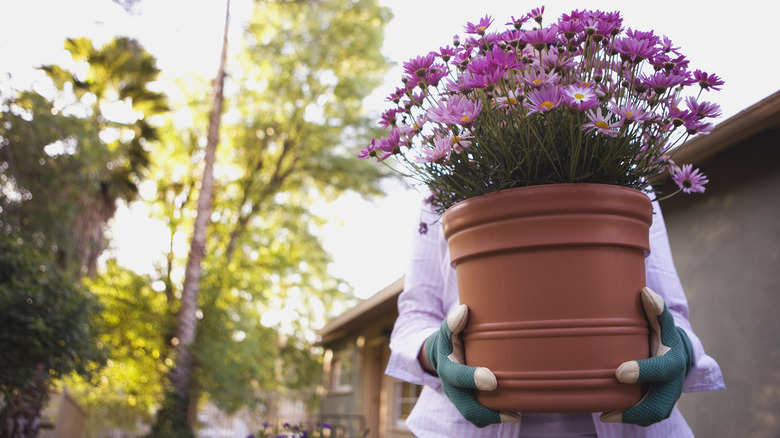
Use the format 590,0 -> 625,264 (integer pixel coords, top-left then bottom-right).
0,363 -> 49,438
159,0 -> 230,433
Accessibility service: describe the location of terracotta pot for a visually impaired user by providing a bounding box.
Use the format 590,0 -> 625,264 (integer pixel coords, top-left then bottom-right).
441,183 -> 653,413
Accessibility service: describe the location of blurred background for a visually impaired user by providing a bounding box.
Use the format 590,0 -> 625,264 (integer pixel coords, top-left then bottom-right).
1,1 -> 778,437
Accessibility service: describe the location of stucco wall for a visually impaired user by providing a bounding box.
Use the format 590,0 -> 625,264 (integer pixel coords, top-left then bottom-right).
662,128 -> 780,437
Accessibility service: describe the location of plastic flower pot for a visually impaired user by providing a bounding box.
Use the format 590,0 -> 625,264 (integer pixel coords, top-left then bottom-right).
441,183 -> 652,413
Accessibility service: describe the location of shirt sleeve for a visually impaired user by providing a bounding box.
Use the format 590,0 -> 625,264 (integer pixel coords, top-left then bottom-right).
645,200 -> 726,393
385,202 -> 447,390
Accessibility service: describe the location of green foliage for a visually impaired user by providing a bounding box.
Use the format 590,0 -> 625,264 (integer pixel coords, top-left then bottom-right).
0,36 -> 168,273
0,35 -> 170,433
144,0 -> 394,418
147,389 -> 195,438
0,234 -> 105,400
61,261 -> 173,435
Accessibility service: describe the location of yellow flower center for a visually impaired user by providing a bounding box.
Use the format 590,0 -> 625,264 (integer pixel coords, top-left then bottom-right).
507,97 -> 517,105
574,93 -> 585,100
595,120 -> 610,129
452,136 -> 462,144
461,115 -> 471,122
626,111 -> 633,117
533,79 -> 542,85
541,101 -> 554,110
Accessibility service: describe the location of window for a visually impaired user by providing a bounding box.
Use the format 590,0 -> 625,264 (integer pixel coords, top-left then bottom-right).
393,380 -> 422,426
329,350 -> 354,392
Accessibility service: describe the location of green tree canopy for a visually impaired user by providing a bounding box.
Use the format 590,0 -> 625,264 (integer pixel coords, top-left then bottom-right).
145,0 -> 394,426
0,36 -> 168,275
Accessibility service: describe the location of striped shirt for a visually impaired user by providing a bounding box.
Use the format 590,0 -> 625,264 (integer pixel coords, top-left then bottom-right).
385,197 -> 725,438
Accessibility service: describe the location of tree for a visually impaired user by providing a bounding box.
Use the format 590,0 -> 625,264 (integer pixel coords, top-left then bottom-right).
150,0 -> 393,432
60,261 -> 172,436
0,36 -> 168,275
0,234 -> 104,438
151,2 -> 231,436
0,36 -> 168,437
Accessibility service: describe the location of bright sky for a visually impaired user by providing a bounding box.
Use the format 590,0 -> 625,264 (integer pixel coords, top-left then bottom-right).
2,0 -> 779,299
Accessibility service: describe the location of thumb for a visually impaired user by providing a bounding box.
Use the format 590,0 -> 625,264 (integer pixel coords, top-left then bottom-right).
446,304 -> 469,365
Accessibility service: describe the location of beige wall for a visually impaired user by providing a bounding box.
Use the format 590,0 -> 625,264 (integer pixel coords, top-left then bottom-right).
662,129 -> 780,437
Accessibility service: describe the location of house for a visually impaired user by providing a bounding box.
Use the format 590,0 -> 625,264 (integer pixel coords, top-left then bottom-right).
663,90 -> 780,437
317,277 -> 417,438
318,90 -> 780,437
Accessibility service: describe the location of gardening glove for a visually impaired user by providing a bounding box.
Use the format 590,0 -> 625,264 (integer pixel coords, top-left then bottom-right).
423,304 -> 522,428
601,287 -> 694,427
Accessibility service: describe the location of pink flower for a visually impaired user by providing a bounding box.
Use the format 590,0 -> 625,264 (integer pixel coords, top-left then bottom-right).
685,97 -> 722,119
609,102 -> 652,124
671,164 -> 708,194
416,135 -> 453,163
464,65 -> 505,90
528,6 -> 545,24
582,108 -> 620,137
692,69 -> 724,91
506,15 -> 530,30
494,89 -> 524,109
524,85 -> 562,114
451,129 -> 473,153
464,15 -> 494,35
562,85 -> 599,110
613,36 -> 658,63
520,69 -> 560,87
641,71 -> 686,95
522,25 -> 558,50
403,53 -> 435,78
426,95 -> 482,126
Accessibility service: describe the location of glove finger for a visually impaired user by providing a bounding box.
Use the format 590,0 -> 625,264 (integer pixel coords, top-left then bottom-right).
447,304 -> 469,365
442,385 -> 502,428
440,360 -> 497,391
617,378 -> 685,426
656,303 -> 680,348
633,352 -> 688,383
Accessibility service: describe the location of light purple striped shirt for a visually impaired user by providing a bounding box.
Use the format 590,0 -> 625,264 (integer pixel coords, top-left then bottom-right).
385,196 -> 725,437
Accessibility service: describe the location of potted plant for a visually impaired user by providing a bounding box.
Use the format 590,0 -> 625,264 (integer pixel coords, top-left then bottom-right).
360,7 -> 721,413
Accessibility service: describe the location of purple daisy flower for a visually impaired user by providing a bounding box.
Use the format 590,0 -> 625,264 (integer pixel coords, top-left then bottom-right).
671,164 -> 708,193
685,96 -> 722,119
613,36 -> 658,63
641,71 -> 686,95
528,6 -> 545,24
556,18 -> 584,39
582,108 -> 620,137
609,101 -> 652,124
426,95 -> 482,126
494,89 -> 524,109
562,84 -> 599,110
403,53 -> 435,78
484,45 -> 522,70
692,69 -> 724,91
424,63 -> 449,87
524,85 -> 563,114
506,15 -> 530,30
660,35 -> 681,55
416,135 -> 453,163
464,65 -> 505,90
436,46 -> 458,63
684,119 -> 714,136
522,25 -> 558,50
520,69 -> 560,87
464,15 -> 494,35
451,129 -> 473,153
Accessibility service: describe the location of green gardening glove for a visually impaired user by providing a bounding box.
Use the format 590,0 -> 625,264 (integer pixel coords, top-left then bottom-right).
601,287 -> 694,426
424,304 -> 521,428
